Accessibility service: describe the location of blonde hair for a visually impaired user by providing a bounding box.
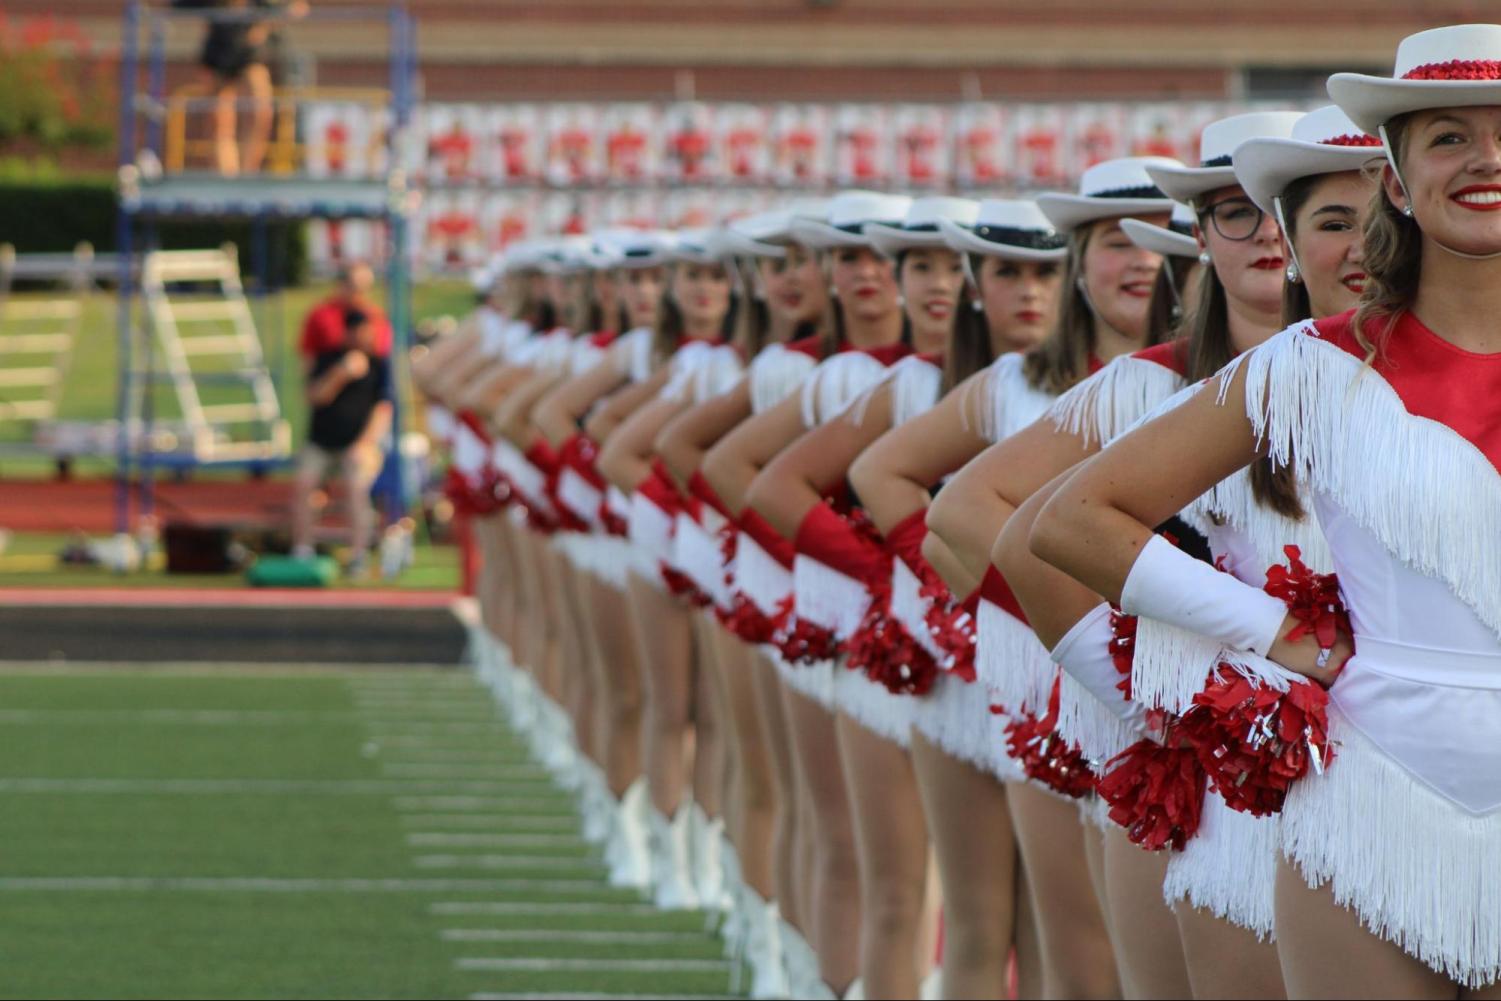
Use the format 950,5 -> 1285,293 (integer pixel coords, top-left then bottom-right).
1351,116 -> 1420,361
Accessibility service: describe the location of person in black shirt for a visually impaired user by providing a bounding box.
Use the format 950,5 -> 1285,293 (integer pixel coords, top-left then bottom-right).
291,279 -> 391,574
196,0 -> 309,175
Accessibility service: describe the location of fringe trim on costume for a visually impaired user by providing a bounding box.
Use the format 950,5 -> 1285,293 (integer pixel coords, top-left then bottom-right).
1282,710 -> 1501,987
1229,326 -> 1501,641
591,536 -> 634,590
834,665 -> 914,746
659,341 -> 720,403
1077,793 -> 1113,830
1056,671 -> 1142,767
617,326 -> 655,383
890,559 -> 945,661
975,598 -> 1056,716
912,673 -> 1022,781
627,493 -> 676,568
749,346 -> 819,415
1191,468 -> 1334,576
1131,616 -> 1227,714
793,554 -> 872,640
845,355 -> 943,428
556,468 -> 604,530
799,352 -> 889,428
733,533 -> 792,617
1163,794 -> 1278,940
451,424 -> 488,476
774,653 -> 837,707
1048,355 -> 1186,449
966,352 -> 1057,444
691,345 -> 746,403
570,339 -> 607,376
674,513 -> 730,609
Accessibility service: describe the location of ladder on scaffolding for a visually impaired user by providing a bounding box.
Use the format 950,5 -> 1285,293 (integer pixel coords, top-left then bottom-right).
0,242 -> 93,431
136,245 -> 291,463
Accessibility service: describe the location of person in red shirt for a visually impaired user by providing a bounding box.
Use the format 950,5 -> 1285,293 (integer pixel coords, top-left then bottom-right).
292,262 -> 393,574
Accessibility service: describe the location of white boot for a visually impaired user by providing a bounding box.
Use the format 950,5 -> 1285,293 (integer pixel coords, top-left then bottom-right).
578,762 -> 613,845
744,893 -> 791,999
691,804 -> 732,913
716,834 -> 747,957
650,804 -> 701,910
919,967 -> 943,1000
842,977 -> 865,1000
780,917 -> 835,1001
605,778 -> 652,888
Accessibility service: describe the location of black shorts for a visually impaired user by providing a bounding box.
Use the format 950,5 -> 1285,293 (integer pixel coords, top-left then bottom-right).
200,25 -> 265,82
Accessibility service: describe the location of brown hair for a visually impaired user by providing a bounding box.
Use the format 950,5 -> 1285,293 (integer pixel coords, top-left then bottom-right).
650,261 -> 736,368
818,247 -> 909,359
1277,173 -> 1319,327
1022,223 -> 1169,394
904,251 -> 993,391
1352,116 -> 1419,361
1145,254 -> 1196,343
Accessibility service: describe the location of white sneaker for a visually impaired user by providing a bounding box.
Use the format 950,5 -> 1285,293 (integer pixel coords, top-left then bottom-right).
651,805 -> 701,910
605,778 -> 652,888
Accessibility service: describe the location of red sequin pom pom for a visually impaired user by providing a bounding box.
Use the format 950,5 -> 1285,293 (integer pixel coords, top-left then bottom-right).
1001,678 -> 1097,799
1097,738 -> 1207,851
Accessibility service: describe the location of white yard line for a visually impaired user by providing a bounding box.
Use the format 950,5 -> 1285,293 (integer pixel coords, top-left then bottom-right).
0,709 -> 369,725
431,901 -> 657,917
455,957 -> 730,973
0,778 -> 567,797
406,832 -> 584,849
412,854 -> 601,871
397,813 -> 577,831
0,877 -> 629,894
392,795 -> 572,813
442,928 -> 703,945
379,763 -> 550,780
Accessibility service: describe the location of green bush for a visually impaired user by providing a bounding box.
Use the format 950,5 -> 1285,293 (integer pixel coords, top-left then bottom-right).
0,178 -> 308,286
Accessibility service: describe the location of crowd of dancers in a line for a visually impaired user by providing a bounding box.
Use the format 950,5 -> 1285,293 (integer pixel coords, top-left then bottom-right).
411,25 -> 1501,1000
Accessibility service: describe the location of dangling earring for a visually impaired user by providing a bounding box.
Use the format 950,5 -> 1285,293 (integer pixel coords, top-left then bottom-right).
970,298 -> 984,313
1285,260 -> 1301,283
1198,250 -> 1212,265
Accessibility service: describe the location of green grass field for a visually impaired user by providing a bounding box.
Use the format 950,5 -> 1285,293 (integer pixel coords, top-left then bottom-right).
0,665 -> 739,1000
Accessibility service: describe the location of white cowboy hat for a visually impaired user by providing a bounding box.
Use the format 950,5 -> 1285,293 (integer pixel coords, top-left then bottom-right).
865,196 -> 982,257
1035,157 -> 1180,234
664,228 -> 733,266
1329,24 -> 1501,136
1146,111 -> 1304,205
720,198 -> 832,258
593,229 -> 676,270
939,198 -> 1068,262
791,190 -> 914,249
1233,106 -> 1386,215
535,235 -> 597,275
1120,203 -> 1200,259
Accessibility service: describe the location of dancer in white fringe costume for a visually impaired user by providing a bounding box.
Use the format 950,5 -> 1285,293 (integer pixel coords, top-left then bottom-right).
653,204 -> 832,999
846,197 -> 1066,1000
1032,23 -> 1501,998
593,231 -> 737,912
749,196 -> 982,999
924,155 -> 1183,1000
703,190 -> 914,998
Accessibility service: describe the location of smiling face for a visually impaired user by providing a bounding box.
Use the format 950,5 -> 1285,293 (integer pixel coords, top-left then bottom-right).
1194,183 -> 1286,318
976,255 -> 1062,352
669,261 -> 732,335
829,244 -> 902,327
758,241 -> 828,329
618,265 -> 665,330
897,246 -> 965,352
590,268 -> 621,330
1287,170 -> 1376,319
1389,106 -> 1501,257
1080,216 -> 1166,339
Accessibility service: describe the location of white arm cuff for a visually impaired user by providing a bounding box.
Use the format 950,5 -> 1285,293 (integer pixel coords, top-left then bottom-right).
1120,534 -> 1286,657
1051,602 -> 1144,728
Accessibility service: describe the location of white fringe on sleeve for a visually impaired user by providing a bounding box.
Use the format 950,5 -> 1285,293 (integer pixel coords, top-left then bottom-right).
1229,325 -> 1501,640
967,352 -> 1057,444
1047,355 -> 1187,449
749,345 -> 819,415
798,352 -> 889,428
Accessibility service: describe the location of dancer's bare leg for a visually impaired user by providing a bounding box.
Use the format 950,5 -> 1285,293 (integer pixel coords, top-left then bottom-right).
751,650 -> 801,920
587,575 -> 644,795
1101,825 -> 1191,999
628,576 -> 694,816
1174,901 -> 1285,1000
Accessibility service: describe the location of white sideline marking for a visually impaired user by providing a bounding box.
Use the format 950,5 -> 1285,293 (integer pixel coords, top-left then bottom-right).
442,929 -> 702,945
362,722 -> 506,735
468,995 -> 736,1001
412,854 -> 601,871
431,901 -> 656,917
380,763 -> 550,780
373,749 -> 535,764
456,957 -> 730,973
0,778 -> 564,797
407,833 -> 584,849
0,709 -> 371,725
398,814 -> 576,831
0,877 -> 626,894
365,736 -> 518,749
393,796 -> 573,813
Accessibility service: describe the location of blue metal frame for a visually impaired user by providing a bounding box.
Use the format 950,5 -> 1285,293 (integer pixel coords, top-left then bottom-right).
114,1 -> 416,540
